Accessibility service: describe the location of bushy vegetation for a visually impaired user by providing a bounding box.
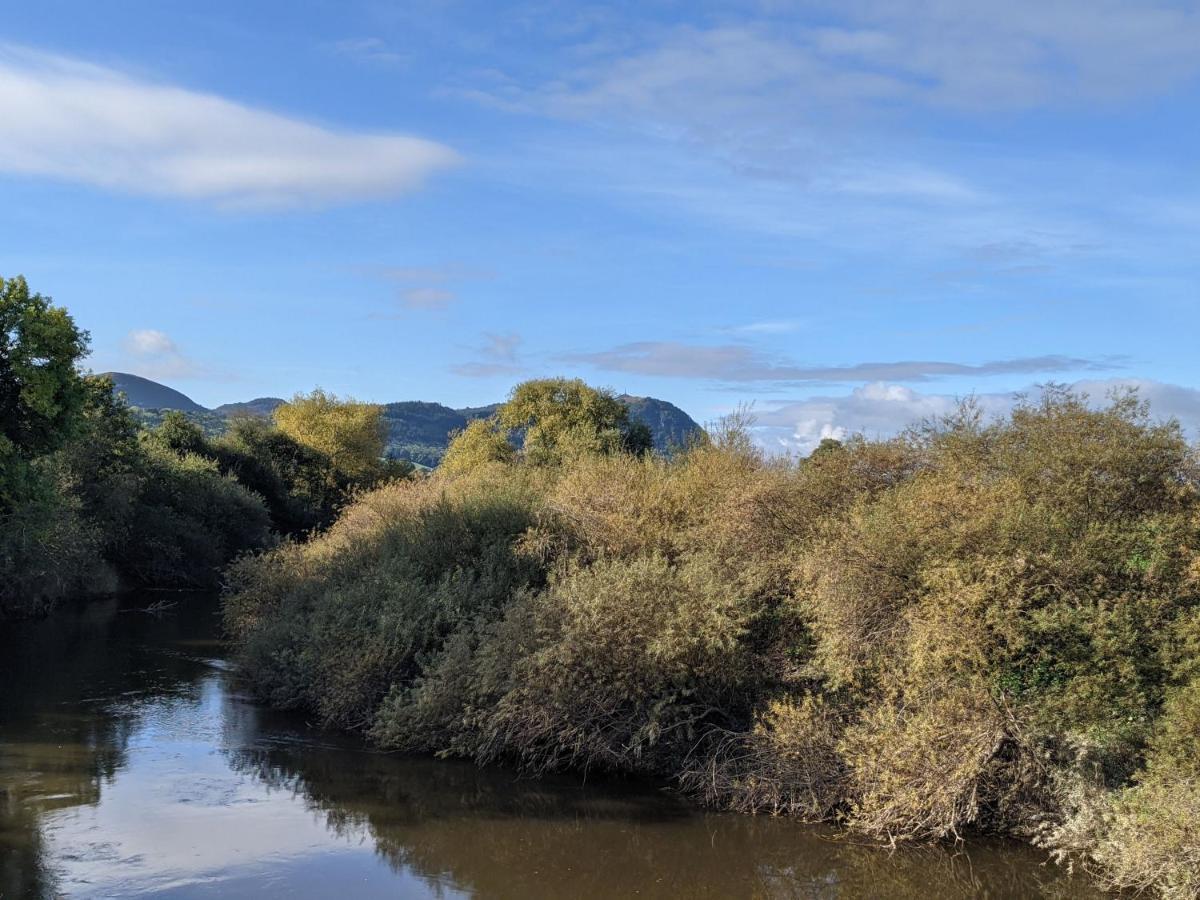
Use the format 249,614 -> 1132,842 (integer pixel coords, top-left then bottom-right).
0,276 -> 408,618
225,378 -> 1200,897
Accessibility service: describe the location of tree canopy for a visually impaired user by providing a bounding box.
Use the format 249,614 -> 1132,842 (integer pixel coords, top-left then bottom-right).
273,389 -> 386,481
0,276 -> 89,465
497,377 -> 651,466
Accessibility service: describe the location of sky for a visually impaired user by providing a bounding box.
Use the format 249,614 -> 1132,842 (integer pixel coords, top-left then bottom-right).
1,0 -> 1197,452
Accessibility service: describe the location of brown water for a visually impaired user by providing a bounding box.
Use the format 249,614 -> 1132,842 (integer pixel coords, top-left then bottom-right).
0,594 -> 1102,899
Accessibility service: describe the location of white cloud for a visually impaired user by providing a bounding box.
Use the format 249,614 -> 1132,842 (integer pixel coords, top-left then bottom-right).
123,328 -> 177,357
121,328 -> 204,379
0,45 -> 458,208
757,378 -> 1200,455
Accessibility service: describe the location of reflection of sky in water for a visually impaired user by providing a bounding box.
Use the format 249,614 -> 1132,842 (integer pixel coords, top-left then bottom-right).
41,675 -> 456,898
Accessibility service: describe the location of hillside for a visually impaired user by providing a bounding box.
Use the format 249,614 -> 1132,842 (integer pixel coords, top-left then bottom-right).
382,402 -> 469,467
104,375 -> 703,466
105,372 -> 207,413
619,395 -> 704,453
213,397 -> 285,418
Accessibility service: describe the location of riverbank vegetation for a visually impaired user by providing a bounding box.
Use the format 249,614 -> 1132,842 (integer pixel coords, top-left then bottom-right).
0,276 -> 407,617
225,376 -> 1200,898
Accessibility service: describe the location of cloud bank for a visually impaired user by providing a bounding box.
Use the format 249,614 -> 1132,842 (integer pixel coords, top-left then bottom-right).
0,46 -> 458,208
758,379 -> 1200,455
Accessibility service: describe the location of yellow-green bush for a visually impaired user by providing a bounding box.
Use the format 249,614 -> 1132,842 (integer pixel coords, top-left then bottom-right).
225,465 -> 547,728
223,384 -> 1200,898
1087,678 -> 1200,898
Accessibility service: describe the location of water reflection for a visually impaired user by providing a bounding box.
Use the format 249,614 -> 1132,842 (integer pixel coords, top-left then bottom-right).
1,595 -> 1100,898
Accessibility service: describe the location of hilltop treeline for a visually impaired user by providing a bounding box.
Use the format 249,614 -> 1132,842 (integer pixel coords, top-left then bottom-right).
225,377 -> 1200,898
0,276 -> 407,616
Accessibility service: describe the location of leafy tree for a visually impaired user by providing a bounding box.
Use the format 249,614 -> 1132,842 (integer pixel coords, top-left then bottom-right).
0,275 -> 89,494
273,389 -> 386,483
496,378 -> 648,466
144,410 -> 210,457
53,375 -> 143,541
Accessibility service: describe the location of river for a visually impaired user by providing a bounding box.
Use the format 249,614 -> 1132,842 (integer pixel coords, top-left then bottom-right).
0,593 -> 1101,898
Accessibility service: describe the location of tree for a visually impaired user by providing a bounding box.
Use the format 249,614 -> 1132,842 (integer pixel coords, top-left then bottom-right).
0,275 -> 89,471
273,389 -> 387,483
145,410 -> 210,457
496,378 -> 646,466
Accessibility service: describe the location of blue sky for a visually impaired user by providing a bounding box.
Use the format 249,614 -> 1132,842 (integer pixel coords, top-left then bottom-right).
1,0 -> 1197,451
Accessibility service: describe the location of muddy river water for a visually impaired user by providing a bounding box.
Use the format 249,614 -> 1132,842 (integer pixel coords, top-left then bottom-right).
0,594 -> 1102,898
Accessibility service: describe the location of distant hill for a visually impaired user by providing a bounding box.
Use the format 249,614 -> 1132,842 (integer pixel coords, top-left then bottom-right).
104,372 -> 207,414
382,401 -> 469,468
212,397 -> 286,418
103,375 -> 703,466
620,395 -> 704,453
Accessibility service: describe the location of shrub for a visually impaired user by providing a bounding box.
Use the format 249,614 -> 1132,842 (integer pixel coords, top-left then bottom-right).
223,382 -> 1200,899
225,467 -> 545,729
1088,678 -> 1200,898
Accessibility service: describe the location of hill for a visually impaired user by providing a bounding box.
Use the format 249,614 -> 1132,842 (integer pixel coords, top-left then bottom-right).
382,402 -> 470,467
620,395 -> 704,453
104,372 -> 207,413
103,375 -> 703,466
212,397 -> 286,418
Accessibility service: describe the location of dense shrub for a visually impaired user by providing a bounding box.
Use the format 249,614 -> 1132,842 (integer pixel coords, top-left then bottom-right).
225,465 -> 545,729
224,384 -> 1200,898
2,380 -> 277,612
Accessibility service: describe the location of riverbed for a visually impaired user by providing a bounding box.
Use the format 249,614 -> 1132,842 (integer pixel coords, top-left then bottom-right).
0,593 -> 1101,898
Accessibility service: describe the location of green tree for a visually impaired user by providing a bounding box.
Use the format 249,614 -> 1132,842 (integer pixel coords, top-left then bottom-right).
496,378 -> 647,466
145,410 -> 210,457
0,276 -> 89,494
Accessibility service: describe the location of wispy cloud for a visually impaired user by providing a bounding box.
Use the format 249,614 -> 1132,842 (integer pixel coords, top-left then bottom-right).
460,3 -> 1200,252
0,45 -> 458,208
451,332 -> 525,378
330,37 -> 407,67
564,341 -> 1125,385
373,264 -> 494,312
487,5 -> 1200,124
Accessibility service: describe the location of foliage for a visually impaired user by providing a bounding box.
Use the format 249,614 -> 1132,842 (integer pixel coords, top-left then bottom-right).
225,380 -> 1200,898
224,466 -> 545,729
497,378 -> 652,466
0,277 -> 97,614
273,389 -> 387,482
0,276 -> 89,469
1085,678 -> 1200,898
0,280 -> 415,619
440,418 -> 516,475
